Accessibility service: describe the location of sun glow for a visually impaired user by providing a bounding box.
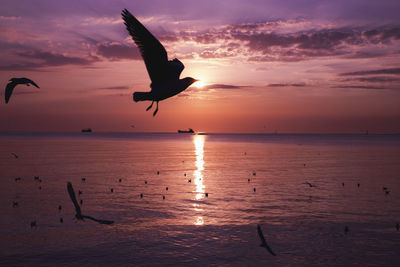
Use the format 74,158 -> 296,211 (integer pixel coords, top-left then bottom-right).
194,80 -> 205,88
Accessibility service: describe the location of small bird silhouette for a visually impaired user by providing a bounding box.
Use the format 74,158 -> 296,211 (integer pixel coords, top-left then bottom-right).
121,9 -> 198,116
67,182 -> 113,225
11,153 -> 19,159
344,226 -> 349,235
5,78 -> 39,103
257,225 -> 276,256
304,182 -> 315,187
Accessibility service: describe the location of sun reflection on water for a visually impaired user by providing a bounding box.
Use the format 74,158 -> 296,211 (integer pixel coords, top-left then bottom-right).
193,135 -> 205,225
194,135 -> 205,200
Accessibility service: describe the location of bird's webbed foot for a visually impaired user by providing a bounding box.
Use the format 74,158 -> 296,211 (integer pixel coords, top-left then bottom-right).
153,101 -> 159,116
146,101 -> 154,111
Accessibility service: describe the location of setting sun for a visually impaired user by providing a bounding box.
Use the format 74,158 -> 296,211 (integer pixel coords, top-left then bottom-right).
193,80 -> 205,88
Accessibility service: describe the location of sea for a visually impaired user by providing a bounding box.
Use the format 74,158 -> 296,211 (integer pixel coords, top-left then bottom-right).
0,132 -> 400,266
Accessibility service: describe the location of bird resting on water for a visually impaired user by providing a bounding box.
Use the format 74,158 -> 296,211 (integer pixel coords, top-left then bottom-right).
121,9 -> 198,116
5,78 -> 39,104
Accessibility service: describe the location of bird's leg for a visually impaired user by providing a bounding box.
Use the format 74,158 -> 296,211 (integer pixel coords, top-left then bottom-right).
146,101 -> 154,111
153,101 -> 159,116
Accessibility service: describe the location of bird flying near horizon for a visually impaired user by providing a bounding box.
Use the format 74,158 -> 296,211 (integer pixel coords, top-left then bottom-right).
4,78 -> 39,104
121,9 -> 198,116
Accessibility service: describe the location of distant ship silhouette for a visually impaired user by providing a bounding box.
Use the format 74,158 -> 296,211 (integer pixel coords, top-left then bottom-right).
81,128 -> 92,133
178,128 -> 194,133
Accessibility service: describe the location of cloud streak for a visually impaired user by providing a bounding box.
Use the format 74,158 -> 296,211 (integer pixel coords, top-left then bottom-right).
96,42 -> 141,60
339,68 -> 400,76
157,23 -> 400,62
267,83 -> 307,87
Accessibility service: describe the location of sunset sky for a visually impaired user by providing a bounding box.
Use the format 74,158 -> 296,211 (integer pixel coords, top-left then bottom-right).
0,0 -> 399,133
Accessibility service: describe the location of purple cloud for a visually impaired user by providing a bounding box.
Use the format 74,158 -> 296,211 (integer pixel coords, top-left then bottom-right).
96,85 -> 130,90
267,83 -> 307,87
334,85 -> 386,90
0,49 -> 98,70
203,84 -> 248,90
343,76 -> 400,83
339,68 -> 400,76
96,42 -> 141,60
158,23 -> 400,62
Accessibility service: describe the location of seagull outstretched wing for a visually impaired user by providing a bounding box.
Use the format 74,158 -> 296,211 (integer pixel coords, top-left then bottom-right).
67,182 -> 114,225
81,215 -> 114,225
122,9 -> 168,84
5,81 -> 17,104
67,182 -> 82,217
257,224 -> 277,256
21,78 -> 40,88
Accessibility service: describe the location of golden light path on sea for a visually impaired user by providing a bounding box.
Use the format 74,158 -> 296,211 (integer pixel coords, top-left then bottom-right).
193,134 -> 205,225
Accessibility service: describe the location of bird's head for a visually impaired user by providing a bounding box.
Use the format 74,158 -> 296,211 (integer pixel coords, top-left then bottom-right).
9,78 -> 17,82
182,77 -> 198,87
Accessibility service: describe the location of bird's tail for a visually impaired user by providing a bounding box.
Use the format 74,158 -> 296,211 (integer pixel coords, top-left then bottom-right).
133,92 -> 153,102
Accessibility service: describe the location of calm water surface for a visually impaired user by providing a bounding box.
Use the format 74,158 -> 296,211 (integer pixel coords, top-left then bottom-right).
1,133 -> 400,266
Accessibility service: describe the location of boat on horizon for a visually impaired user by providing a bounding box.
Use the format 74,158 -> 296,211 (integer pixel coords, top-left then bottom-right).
178,128 -> 194,134
81,128 -> 92,133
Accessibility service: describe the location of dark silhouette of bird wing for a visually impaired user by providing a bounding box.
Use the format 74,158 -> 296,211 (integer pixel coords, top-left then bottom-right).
167,58 -> 185,80
82,215 -> 114,225
11,153 -> 19,158
257,225 -> 277,256
122,9 -> 169,84
5,80 -> 17,103
21,78 -> 40,88
67,182 -> 82,216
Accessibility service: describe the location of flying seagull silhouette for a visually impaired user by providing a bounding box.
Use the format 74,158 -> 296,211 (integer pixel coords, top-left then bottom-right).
5,78 -> 39,103
304,182 -> 316,187
67,182 -> 114,225
121,9 -> 198,116
257,224 -> 276,256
